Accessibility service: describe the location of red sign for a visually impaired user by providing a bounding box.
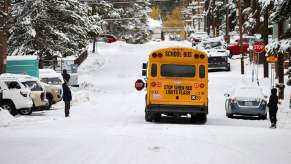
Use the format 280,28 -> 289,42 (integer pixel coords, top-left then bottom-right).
135,79 -> 145,91
253,42 -> 265,53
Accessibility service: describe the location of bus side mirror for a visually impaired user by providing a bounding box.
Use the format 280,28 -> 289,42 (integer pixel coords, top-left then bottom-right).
142,70 -> 147,76
142,63 -> 147,69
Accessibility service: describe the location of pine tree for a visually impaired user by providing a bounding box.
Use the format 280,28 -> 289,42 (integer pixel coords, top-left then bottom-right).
9,0 -> 102,60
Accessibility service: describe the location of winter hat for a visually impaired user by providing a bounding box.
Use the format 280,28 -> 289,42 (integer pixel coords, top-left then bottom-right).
271,88 -> 277,95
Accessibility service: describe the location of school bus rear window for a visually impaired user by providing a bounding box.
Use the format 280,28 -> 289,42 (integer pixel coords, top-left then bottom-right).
151,64 -> 157,77
199,65 -> 205,78
161,64 -> 195,77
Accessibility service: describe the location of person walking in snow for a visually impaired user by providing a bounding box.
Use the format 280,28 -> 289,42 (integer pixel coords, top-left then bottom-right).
62,69 -> 70,83
268,88 -> 279,128
62,80 -> 72,117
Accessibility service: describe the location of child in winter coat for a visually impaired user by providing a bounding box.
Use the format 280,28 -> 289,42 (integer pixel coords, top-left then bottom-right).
268,88 -> 279,128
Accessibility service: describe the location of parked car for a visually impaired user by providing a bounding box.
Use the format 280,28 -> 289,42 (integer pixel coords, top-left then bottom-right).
39,69 -> 64,86
190,32 -> 209,47
41,82 -> 62,109
196,38 -> 230,71
97,34 -> 125,43
227,38 -> 250,57
16,74 -> 49,110
0,74 -> 33,116
224,86 -> 268,119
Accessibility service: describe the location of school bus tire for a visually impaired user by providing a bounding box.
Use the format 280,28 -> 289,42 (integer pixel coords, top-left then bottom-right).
145,111 -> 153,122
198,114 -> 207,124
154,113 -> 161,122
191,113 -> 207,124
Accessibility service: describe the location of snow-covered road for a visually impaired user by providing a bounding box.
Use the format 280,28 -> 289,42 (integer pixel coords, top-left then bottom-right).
1,41 -> 291,164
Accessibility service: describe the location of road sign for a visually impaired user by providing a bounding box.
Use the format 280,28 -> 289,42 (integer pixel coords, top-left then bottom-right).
135,79 -> 145,91
266,56 -> 278,63
253,41 -> 265,53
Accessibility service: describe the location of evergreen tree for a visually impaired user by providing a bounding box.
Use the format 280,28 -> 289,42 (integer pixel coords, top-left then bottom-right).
9,0 -> 102,60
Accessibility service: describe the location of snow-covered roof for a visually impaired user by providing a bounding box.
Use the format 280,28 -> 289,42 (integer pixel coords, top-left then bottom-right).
7,55 -> 38,61
148,17 -> 162,30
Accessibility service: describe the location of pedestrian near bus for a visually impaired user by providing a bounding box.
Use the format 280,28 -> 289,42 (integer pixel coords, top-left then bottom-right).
62,69 -> 70,83
268,88 -> 279,128
62,80 -> 72,117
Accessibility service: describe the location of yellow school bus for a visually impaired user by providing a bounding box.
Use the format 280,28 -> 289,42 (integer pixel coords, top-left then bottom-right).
142,47 -> 208,123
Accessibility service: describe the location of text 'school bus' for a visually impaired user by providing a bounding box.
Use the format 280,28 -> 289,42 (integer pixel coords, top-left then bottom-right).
141,47 -> 208,123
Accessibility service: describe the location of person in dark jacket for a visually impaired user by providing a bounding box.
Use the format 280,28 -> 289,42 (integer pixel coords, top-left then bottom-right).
62,69 -> 70,83
62,80 -> 72,117
268,88 -> 279,128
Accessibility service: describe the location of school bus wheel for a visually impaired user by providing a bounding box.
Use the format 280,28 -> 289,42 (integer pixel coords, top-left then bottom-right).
145,111 -> 161,122
191,113 -> 207,124
145,111 -> 153,122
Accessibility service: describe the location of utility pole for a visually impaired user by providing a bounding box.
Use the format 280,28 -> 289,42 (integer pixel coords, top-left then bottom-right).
225,0 -> 230,43
238,0 -> 244,74
263,6 -> 269,77
0,0 -> 10,74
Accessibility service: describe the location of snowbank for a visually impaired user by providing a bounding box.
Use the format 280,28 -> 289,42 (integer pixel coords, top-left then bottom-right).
0,109 -> 14,127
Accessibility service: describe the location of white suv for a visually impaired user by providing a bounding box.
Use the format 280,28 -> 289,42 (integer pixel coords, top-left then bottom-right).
0,75 -> 33,116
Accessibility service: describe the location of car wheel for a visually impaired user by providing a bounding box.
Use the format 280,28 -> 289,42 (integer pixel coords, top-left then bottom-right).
229,52 -> 233,59
226,65 -> 231,71
47,96 -> 53,110
226,113 -> 233,118
259,114 -> 267,120
1,101 -> 17,116
18,108 -> 32,115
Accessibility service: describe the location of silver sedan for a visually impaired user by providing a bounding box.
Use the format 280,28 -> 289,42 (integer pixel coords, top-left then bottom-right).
224,87 -> 268,119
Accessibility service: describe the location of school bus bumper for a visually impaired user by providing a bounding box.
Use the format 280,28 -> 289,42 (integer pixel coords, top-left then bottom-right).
146,105 -> 208,114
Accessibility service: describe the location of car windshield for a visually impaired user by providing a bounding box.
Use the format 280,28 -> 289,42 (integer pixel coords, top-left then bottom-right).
22,81 -> 43,91
203,41 -> 223,49
41,77 -> 62,85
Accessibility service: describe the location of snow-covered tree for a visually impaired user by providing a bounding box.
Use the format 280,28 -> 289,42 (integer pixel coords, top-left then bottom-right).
9,0 -> 102,60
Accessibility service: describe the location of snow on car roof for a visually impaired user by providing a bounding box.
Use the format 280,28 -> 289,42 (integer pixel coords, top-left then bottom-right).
233,87 -> 264,99
39,72 -> 63,79
0,73 -> 38,82
7,55 -> 38,61
39,69 -> 57,74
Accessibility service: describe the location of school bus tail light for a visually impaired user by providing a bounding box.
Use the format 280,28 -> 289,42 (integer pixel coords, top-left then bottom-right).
200,54 -> 205,59
200,83 -> 205,88
158,53 -> 163,58
194,54 -> 199,59
152,53 -> 157,58
151,82 -> 156,87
